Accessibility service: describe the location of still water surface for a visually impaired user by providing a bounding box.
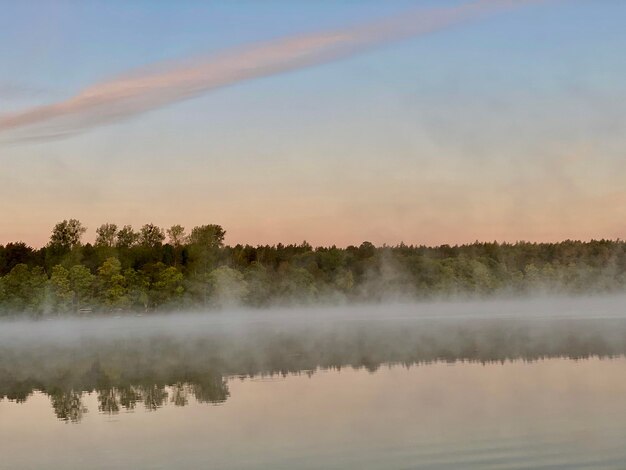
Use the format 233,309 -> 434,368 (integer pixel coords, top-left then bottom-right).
4,359 -> 626,468
2,299 -> 626,469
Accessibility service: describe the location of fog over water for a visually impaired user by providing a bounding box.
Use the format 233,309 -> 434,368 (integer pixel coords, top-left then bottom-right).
3,296 -> 626,468
3,295 -> 626,410
2,294 -> 626,345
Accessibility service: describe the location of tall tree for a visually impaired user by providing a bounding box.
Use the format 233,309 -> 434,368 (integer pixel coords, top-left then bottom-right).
48,265 -> 73,313
69,265 -> 95,311
167,225 -> 186,246
188,225 -> 225,249
0,242 -> 35,275
188,224 -> 226,278
139,224 -> 165,248
96,257 -> 128,309
208,266 -> 248,308
116,225 -> 138,249
49,219 -> 86,250
95,223 -> 118,248
167,225 -> 186,267
149,263 -> 184,308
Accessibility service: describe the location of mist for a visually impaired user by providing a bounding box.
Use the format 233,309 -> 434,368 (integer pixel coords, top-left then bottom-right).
0,0 -> 542,143
3,295 -> 626,412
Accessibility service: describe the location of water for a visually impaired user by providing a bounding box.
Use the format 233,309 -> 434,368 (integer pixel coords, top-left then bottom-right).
2,297 -> 626,469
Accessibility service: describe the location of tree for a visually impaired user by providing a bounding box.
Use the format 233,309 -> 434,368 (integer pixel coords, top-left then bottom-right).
28,266 -> 48,315
244,263 -> 272,307
49,219 -> 86,249
188,224 -> 225,276
50,390 -> 87,423
149,263 -> 184,308
188,224 -> 225,249
0,242 -> 34,275
48,265 -> 73,313
0,264 -> 48,314
95,223 -> 118,248
124,268 -> 149,311
1,264 -> 31,311
167,225 -> 186,246
139,224 -> 165,248
97,258 -> 128,309
276,263 -> 317,304
208,266 -> 248,308
69,265 -> 95,311
334,268 -> 354,293
116,225 -> 138,249
167,225 -> 186,266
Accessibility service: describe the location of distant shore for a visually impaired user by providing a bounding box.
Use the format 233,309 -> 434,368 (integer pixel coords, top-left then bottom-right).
2,220 -> 626,316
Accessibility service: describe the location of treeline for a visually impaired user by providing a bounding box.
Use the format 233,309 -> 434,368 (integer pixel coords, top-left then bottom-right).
1,219 -> 626,315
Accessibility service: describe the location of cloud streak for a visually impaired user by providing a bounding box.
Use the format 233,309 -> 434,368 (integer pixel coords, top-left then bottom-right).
0,0 -> 541,142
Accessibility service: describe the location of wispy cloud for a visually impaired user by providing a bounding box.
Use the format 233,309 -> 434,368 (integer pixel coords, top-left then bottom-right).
0,0 -> 541,143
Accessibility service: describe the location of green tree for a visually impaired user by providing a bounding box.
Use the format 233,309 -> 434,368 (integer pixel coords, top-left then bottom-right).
276,263 -> 317,304
244,263 -> 272,307
139,224 -> 165,248
188,224 -> 225,279
49,219 -> 86,250
124,268 -> 149,311
167,225 -> 186,246
334,268 -> 354,293
116,225 -> 138,249
208,266 -> 248,308
97,258 -> 128,309
48,265 -> 73,313
95,223 -> 118,248
69,265 -> 95,311
150,264 -> 184,308
188,224 -> 225,248
27,266 -> 48,315
167,225 -> 186,266
1,264 -> 31,311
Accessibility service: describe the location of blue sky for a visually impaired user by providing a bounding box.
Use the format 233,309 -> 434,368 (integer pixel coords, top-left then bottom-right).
1,1 -> 625,246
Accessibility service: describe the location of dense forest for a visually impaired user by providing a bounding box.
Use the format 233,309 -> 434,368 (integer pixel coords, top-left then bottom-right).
1,219 -> 626,315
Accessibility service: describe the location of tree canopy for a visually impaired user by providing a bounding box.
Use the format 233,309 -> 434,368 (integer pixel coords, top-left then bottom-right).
1,220 -> 626,316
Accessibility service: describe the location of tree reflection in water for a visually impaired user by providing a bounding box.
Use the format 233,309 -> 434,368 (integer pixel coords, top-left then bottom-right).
2,315 -> 626,422
51,390 -> 88,423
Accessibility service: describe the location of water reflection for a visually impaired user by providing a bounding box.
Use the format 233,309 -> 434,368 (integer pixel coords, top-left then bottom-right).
2,373 -> 229,423
3,312 -> 626,422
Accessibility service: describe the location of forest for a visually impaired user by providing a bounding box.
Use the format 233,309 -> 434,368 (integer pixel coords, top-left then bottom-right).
1,219 -> 626,315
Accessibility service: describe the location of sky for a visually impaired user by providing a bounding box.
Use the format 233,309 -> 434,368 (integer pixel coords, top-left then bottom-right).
1,0 -> 625,248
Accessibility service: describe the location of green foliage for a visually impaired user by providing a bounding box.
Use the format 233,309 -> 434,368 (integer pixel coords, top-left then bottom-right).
95,223 -> 118,248
188,224 -> 225,249
2,220 -> 626,315
49,265 -> 73,312
148,263 -> 184,308
116,225 -> 138,249
69,265 -> 95,311
208,266 -> 249,308
276,263 -> 317,304
166,225 -> 186,246
124,268 -> 149,310
97,257 -> 129,309
139,224 -> 165,248
49,219 -> 86,250
1,264 -> 32,312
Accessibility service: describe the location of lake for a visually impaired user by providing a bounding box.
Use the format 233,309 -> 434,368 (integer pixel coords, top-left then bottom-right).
2,297 -> 626,469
